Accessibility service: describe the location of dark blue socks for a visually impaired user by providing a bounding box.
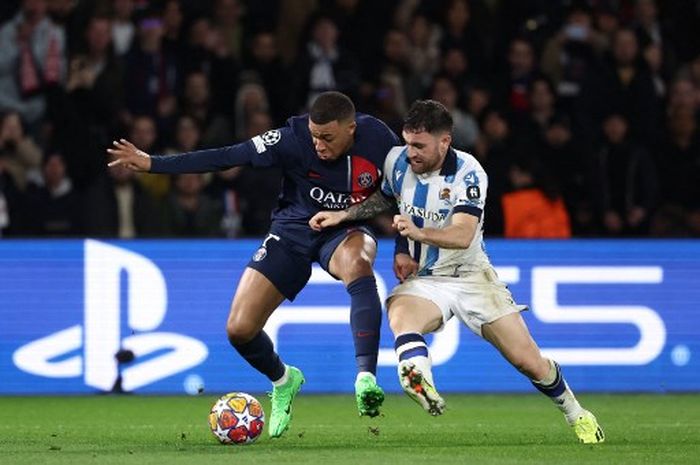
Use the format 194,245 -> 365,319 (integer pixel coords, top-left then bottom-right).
231,331 -> 286,382
347,275 -> 382,374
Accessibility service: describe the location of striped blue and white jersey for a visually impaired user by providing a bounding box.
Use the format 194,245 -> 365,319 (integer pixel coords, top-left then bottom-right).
381,146 -> 490,276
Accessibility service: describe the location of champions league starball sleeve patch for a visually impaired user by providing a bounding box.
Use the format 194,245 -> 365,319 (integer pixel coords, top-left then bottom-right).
251,130 -> 282,154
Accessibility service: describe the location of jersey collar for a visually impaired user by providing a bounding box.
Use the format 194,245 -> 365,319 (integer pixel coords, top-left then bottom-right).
439,148 -> 457,177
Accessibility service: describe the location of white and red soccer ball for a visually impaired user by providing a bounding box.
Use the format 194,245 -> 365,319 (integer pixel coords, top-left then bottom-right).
209,392 -> 265,445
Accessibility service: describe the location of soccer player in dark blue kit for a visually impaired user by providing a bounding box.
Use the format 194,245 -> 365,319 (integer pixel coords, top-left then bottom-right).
107,92 -> 400,438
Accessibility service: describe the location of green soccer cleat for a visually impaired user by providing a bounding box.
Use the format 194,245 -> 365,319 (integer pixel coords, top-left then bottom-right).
268,365 -> 305,438
354,373 -> 385,417
398,360 -> 445,416
572,410 -> 605,444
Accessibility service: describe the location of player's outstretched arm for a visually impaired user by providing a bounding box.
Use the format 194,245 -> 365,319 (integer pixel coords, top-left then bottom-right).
107,139 -> 152,172
309,190 -> 396,231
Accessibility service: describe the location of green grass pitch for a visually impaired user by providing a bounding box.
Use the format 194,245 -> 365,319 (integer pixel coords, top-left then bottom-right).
1,394 -> 698,465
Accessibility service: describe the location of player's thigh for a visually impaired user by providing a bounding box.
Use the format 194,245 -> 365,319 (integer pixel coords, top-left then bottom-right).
326,229 -> 377,284
227,267 -> 286,337
387,294 -> 443,335
481,312 -> 547,377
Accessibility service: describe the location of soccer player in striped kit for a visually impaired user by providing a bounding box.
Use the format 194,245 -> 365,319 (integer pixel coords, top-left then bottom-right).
310,100 -> 605,444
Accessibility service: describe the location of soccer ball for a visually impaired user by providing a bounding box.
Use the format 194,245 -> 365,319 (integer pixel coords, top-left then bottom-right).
209,392 -> 265,445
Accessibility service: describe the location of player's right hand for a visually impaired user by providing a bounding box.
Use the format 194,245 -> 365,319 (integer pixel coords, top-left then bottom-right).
394,253 -> 418,282
309,211 -> 347,231
106,139 -> 152,172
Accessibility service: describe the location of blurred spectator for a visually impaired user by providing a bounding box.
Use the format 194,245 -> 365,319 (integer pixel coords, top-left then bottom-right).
522,113 -> 592,235
366,78 -> 405,135
375,28 -> 419,107
633,0 -> 677,69
123,8 -> 181,124
111,0 -> 136,56
275,0 -> 318,65
212,0 -> 245,62
233,81 -> 269,141
465,81 -> 491,121
440,0 -> 487,74
578,28 -> 660,144
24,152 -> 83,236
166,114 -> 202,153
439,47 -> 477,97
294,15 -> 360,109
181,71 -> 233,147
183,16 -> 239,114
322,0 -> 395,75
474,107 -> 513,235
163,173 -> 223,237
0,0 -> 66,135
62,15 -> 124,143
406,13 -> 441,91
46,0 -> 90,54
161,0 -> 185,55
430,76 -> 478,150
0,111 -> 42,190
244,31 -> 292,125
0,149 -> 24,236
501,160 -> 571,239
651,108 -> 700,236
643,43 -> 667,98
492,36 -> 539,114
511,76 -> 557,143
128,115 -> 170,200
593,4 -> 621,51
205,109 -> 282,237
666,77 -> 698,117
44,14 -> 123,189
590,114 -> 658,236
540,5 -> 604,111
84,163 -> 164,238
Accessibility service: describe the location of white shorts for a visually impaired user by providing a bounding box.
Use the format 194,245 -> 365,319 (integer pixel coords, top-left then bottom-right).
387,266 -> 527,336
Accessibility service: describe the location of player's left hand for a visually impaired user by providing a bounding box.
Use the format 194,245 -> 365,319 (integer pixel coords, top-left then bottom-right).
107,139 -> 152,172
393,215 -> 423,241
394,253 -> 418,282
309,211 -> 348,231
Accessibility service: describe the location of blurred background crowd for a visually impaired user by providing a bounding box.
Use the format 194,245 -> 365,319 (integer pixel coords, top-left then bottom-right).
0,0 -> 699,239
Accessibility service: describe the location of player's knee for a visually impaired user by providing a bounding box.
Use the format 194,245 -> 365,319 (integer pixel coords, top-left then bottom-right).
511,354 -> 545,379
226,318 -> 257,345
387,306 -> 410,334
340,256 -> 373,284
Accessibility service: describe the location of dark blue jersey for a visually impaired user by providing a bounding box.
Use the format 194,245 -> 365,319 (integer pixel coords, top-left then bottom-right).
150,113 -> 400,226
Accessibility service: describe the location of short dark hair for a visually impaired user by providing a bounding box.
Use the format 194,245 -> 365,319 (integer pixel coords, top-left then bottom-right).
403,100 -> 453,134
309,91 -> 356,124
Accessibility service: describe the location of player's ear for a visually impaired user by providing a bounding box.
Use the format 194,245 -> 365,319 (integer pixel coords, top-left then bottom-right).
347,120 -> 357,136
440,132 -> 452,151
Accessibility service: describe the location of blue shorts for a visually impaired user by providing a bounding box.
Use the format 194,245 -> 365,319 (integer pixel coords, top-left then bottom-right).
247,222 -> 376,301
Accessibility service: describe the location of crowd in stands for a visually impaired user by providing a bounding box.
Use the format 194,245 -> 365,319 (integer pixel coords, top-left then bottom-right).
0,0 -> 699,238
